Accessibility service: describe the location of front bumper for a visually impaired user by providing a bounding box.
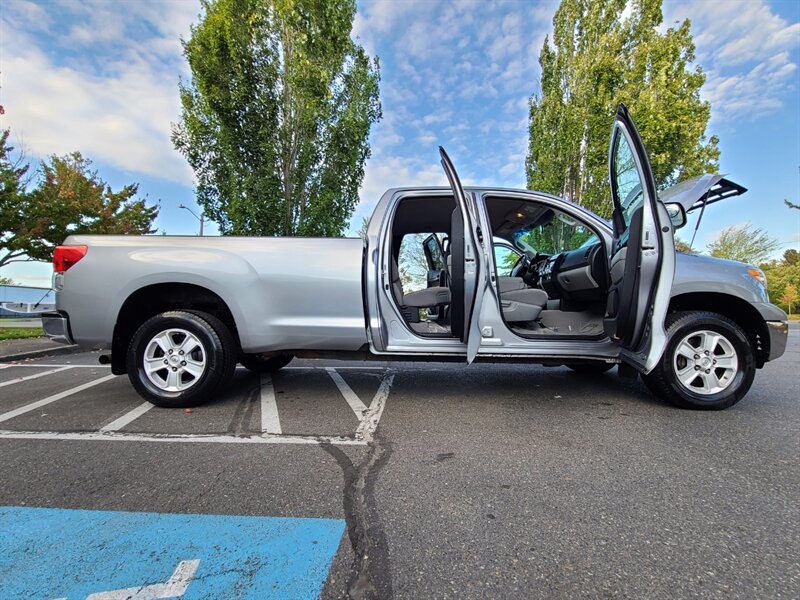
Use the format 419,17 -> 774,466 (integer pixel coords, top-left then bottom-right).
765,320 -> 789,362
41,311 -> 74,345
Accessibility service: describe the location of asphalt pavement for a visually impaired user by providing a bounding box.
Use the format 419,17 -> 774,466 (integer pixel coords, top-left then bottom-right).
0,329 -> 797,599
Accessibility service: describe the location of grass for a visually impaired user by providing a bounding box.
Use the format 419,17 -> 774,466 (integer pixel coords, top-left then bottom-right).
0,327 -> 45,341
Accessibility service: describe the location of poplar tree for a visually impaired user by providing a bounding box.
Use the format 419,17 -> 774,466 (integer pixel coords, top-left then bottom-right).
527,0 -> 719,217
173,0 -> 381,236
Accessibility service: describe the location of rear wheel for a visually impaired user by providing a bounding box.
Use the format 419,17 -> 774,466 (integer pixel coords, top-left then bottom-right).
239,353 -> 293,373
126,310 -> 237,408
643,311 -> 755,410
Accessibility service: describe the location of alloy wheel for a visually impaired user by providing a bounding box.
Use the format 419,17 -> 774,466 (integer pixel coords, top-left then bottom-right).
672,329 -> 739,396
143,328 -> 207,392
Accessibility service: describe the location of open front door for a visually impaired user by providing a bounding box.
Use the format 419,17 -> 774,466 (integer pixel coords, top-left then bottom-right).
440,147 -> 484,363
604,105 -> 675,371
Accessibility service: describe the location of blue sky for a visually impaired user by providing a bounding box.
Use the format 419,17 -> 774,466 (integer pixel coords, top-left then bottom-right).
1,0 -> 798,287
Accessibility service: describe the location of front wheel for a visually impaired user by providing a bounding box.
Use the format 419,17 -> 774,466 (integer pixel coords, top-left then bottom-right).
126,310 -> 237,408
643,311 -> 755,410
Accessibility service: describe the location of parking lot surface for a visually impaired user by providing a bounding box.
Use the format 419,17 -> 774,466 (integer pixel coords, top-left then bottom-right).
1,328 -> 798,598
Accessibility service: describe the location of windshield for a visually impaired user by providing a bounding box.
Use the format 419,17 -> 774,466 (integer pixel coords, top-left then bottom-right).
513,219 -> 597,255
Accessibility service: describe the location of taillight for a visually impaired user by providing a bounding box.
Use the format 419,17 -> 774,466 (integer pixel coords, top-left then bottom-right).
53,245 -> 88,273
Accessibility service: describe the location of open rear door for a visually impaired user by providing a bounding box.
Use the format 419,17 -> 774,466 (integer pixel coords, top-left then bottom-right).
440,147 -> 484,363
604,105 -> 675,371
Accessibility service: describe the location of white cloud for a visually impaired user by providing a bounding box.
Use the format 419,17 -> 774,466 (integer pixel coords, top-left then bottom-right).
357,155 -> 447,209
3,48 -> 194,185
422,111 -> 453,125
703,53 -> 797,119
664,0 -> 800,122
0,0 -> 200,185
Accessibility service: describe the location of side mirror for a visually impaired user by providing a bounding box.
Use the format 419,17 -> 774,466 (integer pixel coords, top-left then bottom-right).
664,202 -> 687,229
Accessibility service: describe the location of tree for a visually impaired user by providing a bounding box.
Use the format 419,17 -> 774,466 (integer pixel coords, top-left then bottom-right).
0,276 -> 16,285
173,0 -> 381,237
0,132 -> 159,268
763,258 -> 800,313
357,216 -> 370,241
785,199 -> 799,210
781,283 -> 798,316
527,0 -> 719,218
784,249 -> 798,266
674,237 -> 697,254
706,223 -> 780,266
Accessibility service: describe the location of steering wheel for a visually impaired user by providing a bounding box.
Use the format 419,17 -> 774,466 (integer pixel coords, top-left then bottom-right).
510,254 -> 531,278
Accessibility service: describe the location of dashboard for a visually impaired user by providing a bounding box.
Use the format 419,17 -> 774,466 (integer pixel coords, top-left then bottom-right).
530,242 -> 607,303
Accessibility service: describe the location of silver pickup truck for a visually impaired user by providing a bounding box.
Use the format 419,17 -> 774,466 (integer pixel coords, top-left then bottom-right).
44,106 -> 788,410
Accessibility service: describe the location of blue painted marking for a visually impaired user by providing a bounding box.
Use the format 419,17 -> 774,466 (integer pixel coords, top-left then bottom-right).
0,506 -> 345,599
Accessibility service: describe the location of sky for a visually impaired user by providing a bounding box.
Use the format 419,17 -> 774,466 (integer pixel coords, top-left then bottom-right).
1,0 -> 799,287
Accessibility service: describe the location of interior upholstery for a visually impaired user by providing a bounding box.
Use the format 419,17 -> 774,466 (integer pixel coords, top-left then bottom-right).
499,288 -> 548,322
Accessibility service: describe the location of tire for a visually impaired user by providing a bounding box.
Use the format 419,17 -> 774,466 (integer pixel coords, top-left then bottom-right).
567,363 -> 616,375
126,310 -> 237,408
642,311 -> 755,410
239,353 -> 293,373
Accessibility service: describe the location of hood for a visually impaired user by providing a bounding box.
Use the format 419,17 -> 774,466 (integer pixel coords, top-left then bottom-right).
659,174 -> 746,213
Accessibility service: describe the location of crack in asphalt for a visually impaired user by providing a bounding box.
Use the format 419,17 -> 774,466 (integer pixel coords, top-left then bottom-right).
227,385 -> 258,436
320,438 -> 393,600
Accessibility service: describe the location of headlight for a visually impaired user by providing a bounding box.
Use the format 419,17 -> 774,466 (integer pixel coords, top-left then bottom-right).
747,268 -> 767,285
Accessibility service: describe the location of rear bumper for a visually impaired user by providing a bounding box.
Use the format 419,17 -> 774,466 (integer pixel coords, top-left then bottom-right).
41,311 -> 74,345
765,320 -> 789,362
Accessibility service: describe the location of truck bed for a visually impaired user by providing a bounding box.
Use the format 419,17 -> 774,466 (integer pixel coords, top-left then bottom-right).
57,235 -> 368,353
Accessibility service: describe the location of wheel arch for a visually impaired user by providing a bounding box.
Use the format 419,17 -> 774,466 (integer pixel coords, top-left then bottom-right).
112,283 -> 241,375
668,292 -> 769,367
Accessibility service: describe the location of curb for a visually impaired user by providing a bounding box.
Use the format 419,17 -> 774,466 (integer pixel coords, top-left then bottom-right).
0,344 -> 80,363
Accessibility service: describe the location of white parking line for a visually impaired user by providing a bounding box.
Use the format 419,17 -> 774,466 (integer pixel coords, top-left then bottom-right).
0,366 -> 73,388
326,368 -> 368,417
99,402 -> 154,432
0,364 -> 110,368
0,430 -> 366,445
0,374 -> 116,424
260,374 -> 282,434
356,373 -> 395,442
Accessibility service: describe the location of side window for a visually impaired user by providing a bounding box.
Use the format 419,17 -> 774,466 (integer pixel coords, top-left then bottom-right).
398,233 -> 444,293
611,128 -> 645,229
493,245 -> 520,277
424,235 -> 444,271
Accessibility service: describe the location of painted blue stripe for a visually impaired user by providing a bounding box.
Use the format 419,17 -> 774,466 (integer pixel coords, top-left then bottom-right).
0,506 -> 345,599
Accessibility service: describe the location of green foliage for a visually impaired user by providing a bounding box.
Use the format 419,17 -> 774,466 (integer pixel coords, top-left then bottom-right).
0,327 -> 44,340
781,283 -> 798,316
763,258 -> 800,314
674,237 -> 697,254
516,218 -> 594,255
1,132 -> 158,268
0,276 -> 16,285
785,199 -> 799,210
173,0 -> 381,237
527,0 -> 719,218
784,249 -> 798,265
357,216 -> 370,241
706,223 -> 780,266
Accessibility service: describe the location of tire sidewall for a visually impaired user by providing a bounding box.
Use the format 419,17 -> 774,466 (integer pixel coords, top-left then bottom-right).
660,314 -> 755,408
127,312 -> 225,407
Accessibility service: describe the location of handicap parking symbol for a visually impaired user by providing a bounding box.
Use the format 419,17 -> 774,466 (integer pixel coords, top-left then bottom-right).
0,506 -> 345,599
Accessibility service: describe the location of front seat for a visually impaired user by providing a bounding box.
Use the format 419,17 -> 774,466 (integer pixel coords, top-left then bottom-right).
498,277 -> 547,322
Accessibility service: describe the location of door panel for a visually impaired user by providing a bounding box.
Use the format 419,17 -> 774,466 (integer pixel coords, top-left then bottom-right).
604,104 -> 675,371
439,147 -> 484,362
